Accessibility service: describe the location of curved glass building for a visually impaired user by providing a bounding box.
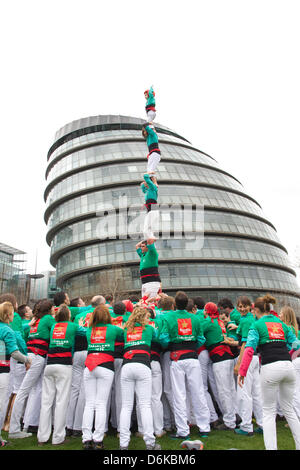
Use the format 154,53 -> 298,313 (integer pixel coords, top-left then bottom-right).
44,115 -> 300,313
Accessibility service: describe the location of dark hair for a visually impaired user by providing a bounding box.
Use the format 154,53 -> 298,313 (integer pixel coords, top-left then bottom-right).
53,291 -> 67,307
55,304 -> 70,322
35,300 -> 54,319
186,299 -> 196,313
113,301 -> 126,316
17,304 -> 29,319
147,307 -> 155,319
254,294 -> 276,313
105,294 -> 113,303
70,297 -> 81,307
193,296 -> 205,310
175,291 -> 189,310
217,298 -> 234,310
128,294 -> 140,303
236,296 -> 252,307
0,293 -> 17,311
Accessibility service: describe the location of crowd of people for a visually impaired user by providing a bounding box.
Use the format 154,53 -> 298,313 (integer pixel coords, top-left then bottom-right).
1,88 -> 300,452
0,288 -> 300,451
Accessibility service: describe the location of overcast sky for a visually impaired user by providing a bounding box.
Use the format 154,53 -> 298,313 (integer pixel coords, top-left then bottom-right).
1,0 -> 300,283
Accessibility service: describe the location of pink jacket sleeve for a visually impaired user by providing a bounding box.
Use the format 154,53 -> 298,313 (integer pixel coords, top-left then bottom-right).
239,347 -> 254,377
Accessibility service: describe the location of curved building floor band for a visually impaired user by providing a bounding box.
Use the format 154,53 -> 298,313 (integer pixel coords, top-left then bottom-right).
44,115 -> 300,314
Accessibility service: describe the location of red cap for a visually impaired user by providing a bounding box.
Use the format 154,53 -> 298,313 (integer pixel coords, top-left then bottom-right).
122,300 -> 133,313
204,302 -> 218,316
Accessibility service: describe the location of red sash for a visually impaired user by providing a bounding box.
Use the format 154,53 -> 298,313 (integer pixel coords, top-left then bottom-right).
85,353 -> 114,372
123,349 -> 150,360
170,350 -> 195,362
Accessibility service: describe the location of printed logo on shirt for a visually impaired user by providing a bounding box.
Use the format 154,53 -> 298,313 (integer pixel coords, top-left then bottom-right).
30,319 -> 40,334
91,327 -> 107,344
266,322 -> 285,341
218,319 -> 227,334
52,323 -> 68,339
112,316 -> 124,329
177,318 -> 192,336
83,312 -> 92,328
127,326 -> 143,342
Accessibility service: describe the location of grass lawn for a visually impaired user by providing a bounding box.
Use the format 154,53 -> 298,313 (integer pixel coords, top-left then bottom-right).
0,420 -> 297,451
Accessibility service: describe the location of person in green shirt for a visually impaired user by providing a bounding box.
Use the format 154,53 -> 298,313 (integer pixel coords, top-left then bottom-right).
144,86 -> 156,123
82,304 -> 124,450
119,306 -> 161,451
142,123 -> 161,182
218,297 -> 241,326
238,294 -> 300,450
159,291 -> 210,439
9,299 -> 56,438
233,296 -> 263,436
37,304 -> 86,446
136,238 -> 161,299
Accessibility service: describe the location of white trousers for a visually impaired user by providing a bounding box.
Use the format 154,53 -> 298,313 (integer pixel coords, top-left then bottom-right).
137,360 -> 164,435
212,359 -> 236,429
0,373 -> 9,440
9,353 -> 46,434
23,371 -> 44,428
82,366 -> 114,443
143,210 -> 159,240
0,358 -> 25,430
161,352 -> 175,429
37,364 -> 72,444
236,355 -> 263,432
146,110 -> 156,122
141,281 -> 161,299
147,152 -> 161,174
292,357 -> 300,419
119,362 -> 155,448
260,360 -> 300,450
110,358 -> 123,432
198,350 -> 219,422
170,358 -> 210,436
66,350 -> 87,430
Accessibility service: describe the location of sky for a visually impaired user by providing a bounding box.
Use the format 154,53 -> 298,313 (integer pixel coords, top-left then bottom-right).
1,0 -> 300,282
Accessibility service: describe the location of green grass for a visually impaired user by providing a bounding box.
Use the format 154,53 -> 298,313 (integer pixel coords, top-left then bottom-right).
1,420 -> 297,451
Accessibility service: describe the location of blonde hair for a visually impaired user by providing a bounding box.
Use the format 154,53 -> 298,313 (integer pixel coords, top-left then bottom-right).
125,306 -> 149,332
0,302 -> 14,323
280,306 -> 298,336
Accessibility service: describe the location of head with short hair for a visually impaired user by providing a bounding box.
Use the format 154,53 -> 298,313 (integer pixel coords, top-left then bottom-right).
17,304 -> 32,320
55,304 -> 71,322
217,298 -> 234,313
70,297 -> 85,307
192,296 -> 205,310
128,294 -> 140,304
175,291 -> 189,311
113,301 -> 126,316
89,305 -> 112,328
160,296 -> 175,311
91,295 -> 106,308
53,291 -> 70,307
105,294 -> 113,304
0,302 -> 14,323
0,293 -> 18,312
186,298 -> 196,313
236,295 -> 252,315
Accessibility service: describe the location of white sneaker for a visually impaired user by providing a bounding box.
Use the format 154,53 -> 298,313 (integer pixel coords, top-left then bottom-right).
146,443 -> 161,450
8,431 -> 32,439
181,439 -> 204,450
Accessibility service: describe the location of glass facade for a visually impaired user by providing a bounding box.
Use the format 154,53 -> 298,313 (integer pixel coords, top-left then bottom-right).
44,115 -> 300,314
